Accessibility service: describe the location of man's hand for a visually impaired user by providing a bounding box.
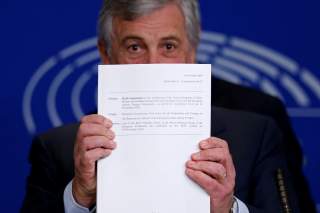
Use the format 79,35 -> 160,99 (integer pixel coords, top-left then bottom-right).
186,137 -> 236,213
73,114 -> 116,207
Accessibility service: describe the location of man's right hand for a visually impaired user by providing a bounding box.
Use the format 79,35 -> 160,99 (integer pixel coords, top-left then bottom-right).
72,114 -> 116,208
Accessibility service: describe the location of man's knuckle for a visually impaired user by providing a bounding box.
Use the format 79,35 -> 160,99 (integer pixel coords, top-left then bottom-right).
208,137 -> 215,144
80,116 -> 87,123
218,138 -> 227,147
222,149 -> 229,158
223,141 -> 229,149
104,118 -> 113,126
105,148 -> 112,155
83,152 -> 92,161
217,164 -> 225,174
230,179 -> 235,188
82,137 -> 90,146
203,180 -> 211,188
208,184 -> 216,193
107,129 -> 115,137
97,149 -> 108,159
79,158 -> 89,169
224,184 -> 233,195
191,169 -> 199,176
201,162 -> 209,171
202,153 -> 210,161
203,149 -> 210,157
207,179 -> 216,190
79,123 -> 89,133
95,116 -> 105,125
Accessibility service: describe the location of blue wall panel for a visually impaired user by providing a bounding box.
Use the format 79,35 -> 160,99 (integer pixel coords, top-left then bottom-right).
1,0 -> 319,212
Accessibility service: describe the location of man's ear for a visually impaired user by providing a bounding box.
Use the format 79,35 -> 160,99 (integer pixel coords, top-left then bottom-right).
98,39 -> 111,64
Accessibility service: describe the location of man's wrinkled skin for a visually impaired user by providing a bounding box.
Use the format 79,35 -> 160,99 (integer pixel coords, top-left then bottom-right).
73,4 -> 235,213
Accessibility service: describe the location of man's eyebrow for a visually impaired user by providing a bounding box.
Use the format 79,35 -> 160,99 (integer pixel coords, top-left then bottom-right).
161,36 -> 181,42
120,35 -> 143,43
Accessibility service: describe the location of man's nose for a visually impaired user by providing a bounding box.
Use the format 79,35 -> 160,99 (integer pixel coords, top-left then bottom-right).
146,50 -> 162,64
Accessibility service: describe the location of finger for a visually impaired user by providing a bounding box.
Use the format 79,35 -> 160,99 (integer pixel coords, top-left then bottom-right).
192,148 -> 226,162
81,114 -> 112,128
192,148 -> 236,182
185,168 -> 220,194
199,137 -> 228,150
77,123 -> 113,139
186,160 -> 227,181
225,154 -> 236,182
81,148 -> 112,166
80,136 -> 117,151
199,138 -> 236,181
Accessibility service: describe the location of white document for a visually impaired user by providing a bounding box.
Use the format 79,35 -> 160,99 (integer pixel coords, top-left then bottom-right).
97,64 -> 211,213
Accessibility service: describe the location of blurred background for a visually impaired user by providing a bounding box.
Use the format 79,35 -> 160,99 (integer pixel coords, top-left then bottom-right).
1,0 -> 319,212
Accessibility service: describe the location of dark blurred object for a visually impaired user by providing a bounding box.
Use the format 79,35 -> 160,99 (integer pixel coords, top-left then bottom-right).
212,77 -> 316,213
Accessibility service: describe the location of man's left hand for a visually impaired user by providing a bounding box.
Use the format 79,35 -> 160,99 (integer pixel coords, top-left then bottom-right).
186,137 -> 236,213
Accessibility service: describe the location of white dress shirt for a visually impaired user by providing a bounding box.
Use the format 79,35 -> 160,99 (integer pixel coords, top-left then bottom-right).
64,180 -> 249,213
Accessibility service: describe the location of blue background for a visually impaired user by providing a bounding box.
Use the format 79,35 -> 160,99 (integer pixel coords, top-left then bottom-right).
1,0 -> 319,212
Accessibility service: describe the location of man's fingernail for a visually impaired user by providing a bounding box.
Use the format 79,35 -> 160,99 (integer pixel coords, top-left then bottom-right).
187,161 -> 196,168
109,141 -> 115,147
192,153 -> 200,160
104,119 -> 112,127
185,168 -> 193,175
200,140 -> 208,148
112,141 -> 117,148
107,132 -> 115,139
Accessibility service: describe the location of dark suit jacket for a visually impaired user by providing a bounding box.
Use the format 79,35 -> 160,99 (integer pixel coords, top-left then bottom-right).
21,107 -> 299,213
212,77 -> 316,212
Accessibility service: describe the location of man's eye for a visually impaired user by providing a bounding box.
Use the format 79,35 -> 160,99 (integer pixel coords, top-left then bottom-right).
165,43 -> 175,50
128,44 -> 141,52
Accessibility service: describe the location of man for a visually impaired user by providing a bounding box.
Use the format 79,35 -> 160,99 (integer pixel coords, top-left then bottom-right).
22,0 -> 301,212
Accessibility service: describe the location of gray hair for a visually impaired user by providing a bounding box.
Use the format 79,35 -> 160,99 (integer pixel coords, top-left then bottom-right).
98,0 -> 201,52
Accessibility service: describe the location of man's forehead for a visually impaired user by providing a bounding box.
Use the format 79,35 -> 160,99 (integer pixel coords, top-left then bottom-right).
111,4 -> 186,40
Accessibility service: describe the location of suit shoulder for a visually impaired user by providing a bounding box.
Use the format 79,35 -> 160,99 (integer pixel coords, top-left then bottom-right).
25,124 -> 78,198
37,123 -> 79,142
212,78 -> 284,110
213,106 -> 282,142
214,106 -> 276,126
33,123 -> 79,159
